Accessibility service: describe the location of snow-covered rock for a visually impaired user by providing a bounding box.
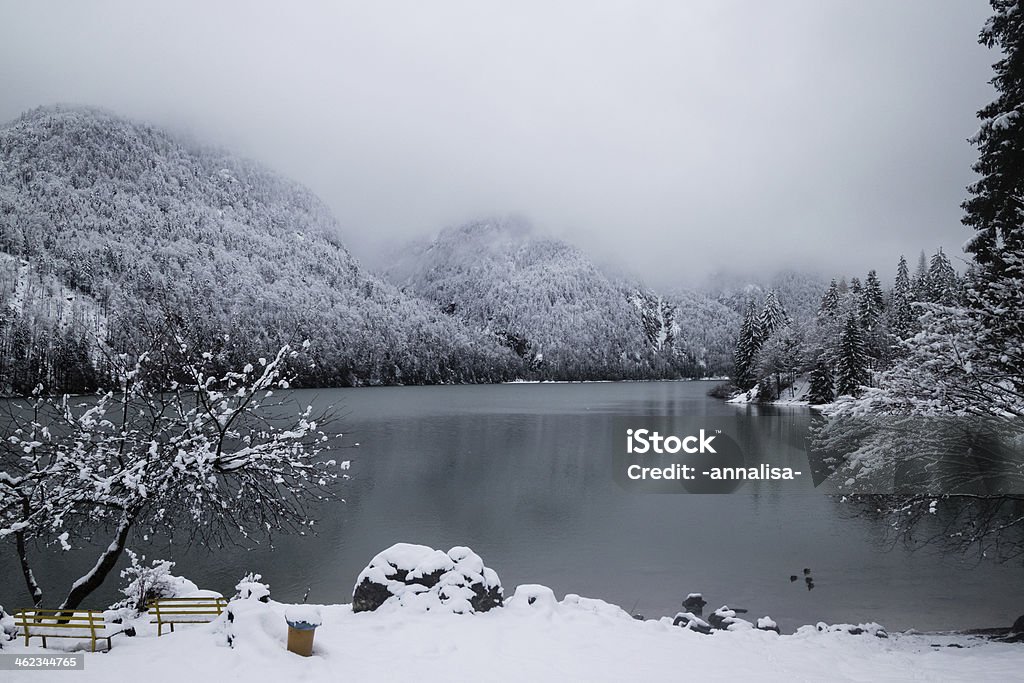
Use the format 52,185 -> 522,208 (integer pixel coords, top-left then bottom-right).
709,605 -> 754,631
352,543 -> 503,614
506,584 -> 558,613
672,611 -> 712,635
802,622 -> 889,639
682,592 -> 708,616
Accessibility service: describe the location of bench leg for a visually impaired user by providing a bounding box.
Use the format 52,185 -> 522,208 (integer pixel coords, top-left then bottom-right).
157,622 -> 162,637
41,635 -> 47,648
170,623 -> 175,633
24,632 -> 29,646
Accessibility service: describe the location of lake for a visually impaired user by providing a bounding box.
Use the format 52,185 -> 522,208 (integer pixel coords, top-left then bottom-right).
2,381 -> 1022,632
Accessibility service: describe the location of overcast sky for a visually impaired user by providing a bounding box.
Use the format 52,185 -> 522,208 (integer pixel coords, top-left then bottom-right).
0,1 -> 997,286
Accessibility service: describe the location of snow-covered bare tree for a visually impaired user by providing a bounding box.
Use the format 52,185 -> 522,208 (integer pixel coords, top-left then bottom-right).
755,322 -> 804,401
0,332 -> 346,608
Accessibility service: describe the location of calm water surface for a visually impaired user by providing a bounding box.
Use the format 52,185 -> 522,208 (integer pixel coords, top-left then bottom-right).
3,381 -> 1022,631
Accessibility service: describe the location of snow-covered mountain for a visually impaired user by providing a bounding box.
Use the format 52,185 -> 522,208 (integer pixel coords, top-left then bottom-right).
0,106 -> 519,391
384,218 -> 738,379
0,106 -> 809,392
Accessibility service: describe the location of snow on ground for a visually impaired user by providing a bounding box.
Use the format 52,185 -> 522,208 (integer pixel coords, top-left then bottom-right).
727,375 -> 813,407
4,590 -> 1022,682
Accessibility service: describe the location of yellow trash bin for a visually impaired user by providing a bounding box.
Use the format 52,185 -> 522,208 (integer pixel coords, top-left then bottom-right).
285,606 -> 322,657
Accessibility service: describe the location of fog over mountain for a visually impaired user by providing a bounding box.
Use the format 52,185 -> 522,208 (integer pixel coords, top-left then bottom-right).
0,1 -> 995,286
2,106 -> 800,389
0,106 -> 523,390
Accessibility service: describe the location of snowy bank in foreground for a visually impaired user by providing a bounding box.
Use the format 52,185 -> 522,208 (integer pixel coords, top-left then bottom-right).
4,591 -> 1022,683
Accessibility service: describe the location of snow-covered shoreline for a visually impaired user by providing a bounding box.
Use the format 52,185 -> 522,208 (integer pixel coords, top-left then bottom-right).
3,592 -> 1022,682
504,376 -> 728,385
725,375 -> 816,407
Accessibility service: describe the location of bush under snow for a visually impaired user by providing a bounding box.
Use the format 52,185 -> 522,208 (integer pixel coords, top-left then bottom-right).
234,572 -> 271,603
0,605 -> 15,643
110,551 -> 201,613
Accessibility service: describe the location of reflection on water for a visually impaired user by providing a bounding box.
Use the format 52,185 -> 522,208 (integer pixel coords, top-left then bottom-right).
2,382 -> 1021,631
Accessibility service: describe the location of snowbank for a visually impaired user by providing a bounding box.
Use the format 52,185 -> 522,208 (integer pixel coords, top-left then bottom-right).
3,589 -> 1022,681
726,375 -> 814,406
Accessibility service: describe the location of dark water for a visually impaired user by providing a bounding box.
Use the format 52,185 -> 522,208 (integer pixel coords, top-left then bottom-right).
3,381 -> 1022,631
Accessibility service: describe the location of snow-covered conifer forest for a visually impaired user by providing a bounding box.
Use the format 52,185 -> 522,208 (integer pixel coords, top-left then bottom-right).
0,106 -> 832,392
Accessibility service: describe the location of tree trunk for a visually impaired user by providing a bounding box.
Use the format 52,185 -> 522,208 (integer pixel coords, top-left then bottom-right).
59,513 -> 134,610
16,529 -> 44,607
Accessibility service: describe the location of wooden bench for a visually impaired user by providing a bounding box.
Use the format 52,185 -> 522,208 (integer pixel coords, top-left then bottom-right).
15,609 -> 126,652
148,597 -> 228,636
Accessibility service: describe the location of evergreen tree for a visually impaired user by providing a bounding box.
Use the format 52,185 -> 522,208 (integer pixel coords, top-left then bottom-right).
889,255 -> 916,340
925,249 -> 960,304
963,0 -> 1024,268
807,356 -> 835,404
912,250 -> 929,300
860,269 -> 886,329
817,279 -> 841,320
732,300 -> 761,390
835,314 -> 869,397
755,375 -> 777,402
758,290 -> 790,341
962,0 -> 1024,403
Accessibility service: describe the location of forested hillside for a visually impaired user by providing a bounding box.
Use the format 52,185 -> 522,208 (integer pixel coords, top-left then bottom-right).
384,219 -> 744,379
0,106 -> 519,392
0,106 -> 816,392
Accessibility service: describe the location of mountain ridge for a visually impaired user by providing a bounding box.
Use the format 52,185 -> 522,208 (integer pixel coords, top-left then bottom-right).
0,105 -> 519,391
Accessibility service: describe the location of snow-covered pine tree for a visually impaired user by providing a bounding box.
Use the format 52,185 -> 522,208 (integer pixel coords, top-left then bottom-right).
889,255 -> 916,340
807,356 -> 835,404
860,270 -> 886,329
962,0 -> 1024,417
963,0 -> 1024,269
817,279 -> 841,320
925,249 -> 960,304
758,290 -> 790,341
912,251 -> 929,300
732,300 -> 761,390
834,314 -> 869,397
